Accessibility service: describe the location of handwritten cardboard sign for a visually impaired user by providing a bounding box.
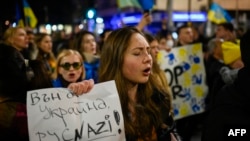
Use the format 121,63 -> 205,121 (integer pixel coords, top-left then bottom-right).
157,43 -> 208,120
27,80 -> 125,141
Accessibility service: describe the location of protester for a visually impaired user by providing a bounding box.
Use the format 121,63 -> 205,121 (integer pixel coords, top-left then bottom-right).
201,30 -> 250,141
34,33 -> 57,78
99,26 -> 178,141
0,27 -> 94,140
73,30 -> 100,82
52,49 -> 92,91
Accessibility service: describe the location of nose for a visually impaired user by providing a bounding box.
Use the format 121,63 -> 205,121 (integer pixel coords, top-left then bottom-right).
143,53 -> 152,64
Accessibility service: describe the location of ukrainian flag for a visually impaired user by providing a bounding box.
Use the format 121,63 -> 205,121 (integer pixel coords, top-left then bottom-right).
23,0 -> 37,28
16,3 -> 24,27
207,2 -> 232,24
117,0 -> 142,9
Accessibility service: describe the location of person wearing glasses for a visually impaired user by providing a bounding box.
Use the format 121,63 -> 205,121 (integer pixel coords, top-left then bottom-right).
52,49 -> 93,92
0,27 -> 94,140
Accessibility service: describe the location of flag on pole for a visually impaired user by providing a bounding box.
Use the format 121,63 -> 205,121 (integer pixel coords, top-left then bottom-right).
138,0 -> 154,10
117,0 -> 142,9
23,0 -> 37,28
207,2 -> 232,24
16,3 -> 24,27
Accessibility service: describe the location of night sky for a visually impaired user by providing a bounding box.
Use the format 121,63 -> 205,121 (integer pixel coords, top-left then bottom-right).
0,0 -> 88,25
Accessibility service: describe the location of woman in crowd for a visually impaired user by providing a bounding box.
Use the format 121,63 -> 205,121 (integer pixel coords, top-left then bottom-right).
0,27 -> 94,140
72,30 -> 100,82
34,33 -> 57,78
52,49 -> 91,91
144,33 -> 172,103
99,26 -> 178,141
145,33 -> 181,140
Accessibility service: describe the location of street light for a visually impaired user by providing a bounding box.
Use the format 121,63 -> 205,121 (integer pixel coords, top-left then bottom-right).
86,9 -> 96,19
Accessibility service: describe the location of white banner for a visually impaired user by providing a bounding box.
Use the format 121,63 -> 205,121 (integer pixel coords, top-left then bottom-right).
157,43 -> 208,120
27,80 -> 125,141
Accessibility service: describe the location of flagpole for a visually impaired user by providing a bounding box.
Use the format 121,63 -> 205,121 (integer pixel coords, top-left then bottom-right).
22,0 -> 28,27
167,0 -> 174,31
188,0 -> 191,23
235,0 -> 239,28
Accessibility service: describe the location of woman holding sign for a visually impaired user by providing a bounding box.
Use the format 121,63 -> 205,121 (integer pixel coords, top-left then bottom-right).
99,27 -> 178,141
52,49 -> 94,94
0,27 -> 94,140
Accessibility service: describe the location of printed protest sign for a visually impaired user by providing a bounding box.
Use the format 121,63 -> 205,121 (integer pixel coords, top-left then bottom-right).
157,43 -> 208,120
27,80 -> 125,141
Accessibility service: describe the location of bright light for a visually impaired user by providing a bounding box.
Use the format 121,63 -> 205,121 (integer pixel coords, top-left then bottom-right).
58,24 -> 64,30
96,17 -> 103,23
5,20 -> 10,26
79,24 -> 84,29
12,22 -> 17,27
172,32 -> 178,40
87,9 -> 95,19
45,24 -> 51,30
52,25 -> 57,31
97,29 -> 103,34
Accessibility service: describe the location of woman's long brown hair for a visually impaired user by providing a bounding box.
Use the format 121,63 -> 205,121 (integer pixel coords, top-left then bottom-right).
99,27 -> 162,140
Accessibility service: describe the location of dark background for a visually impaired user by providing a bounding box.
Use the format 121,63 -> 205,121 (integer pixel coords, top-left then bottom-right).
0,0 -> 96,25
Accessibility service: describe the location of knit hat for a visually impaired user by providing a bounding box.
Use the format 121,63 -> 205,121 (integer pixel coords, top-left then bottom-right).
240,30 -> 250,67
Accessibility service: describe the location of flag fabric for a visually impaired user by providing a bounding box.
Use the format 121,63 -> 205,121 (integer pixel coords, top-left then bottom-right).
23,0 -> 37,28
117,0 -> 142,9
138,0 -> 154,10
222,40 -> 241,65
207,2 -> 232,24
16,3 -> 24,27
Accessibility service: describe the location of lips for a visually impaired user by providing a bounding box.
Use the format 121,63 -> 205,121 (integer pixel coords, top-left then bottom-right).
143,67 -> 151,76
68,73 -> 76,78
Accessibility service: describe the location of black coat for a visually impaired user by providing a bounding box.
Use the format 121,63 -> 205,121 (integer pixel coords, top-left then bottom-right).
0,43 -> 28,103
202,67 -> 250,141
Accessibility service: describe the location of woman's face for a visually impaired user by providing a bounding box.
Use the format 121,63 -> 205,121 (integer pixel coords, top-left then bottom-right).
10,28 -> 29,51
39,35 -> 53,53
159,37 -> 167,50
122,33 -> 152,84
58,54 -> 83,83
81,34 -> 96,54
149,39 -> 159,60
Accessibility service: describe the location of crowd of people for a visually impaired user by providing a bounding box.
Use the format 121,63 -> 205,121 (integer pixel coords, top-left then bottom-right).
0,12 -> 249,141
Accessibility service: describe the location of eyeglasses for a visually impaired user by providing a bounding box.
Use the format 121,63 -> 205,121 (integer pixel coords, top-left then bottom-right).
59,62 -> 82,70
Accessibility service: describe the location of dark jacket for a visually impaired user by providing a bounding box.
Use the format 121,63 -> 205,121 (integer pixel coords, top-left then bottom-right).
0,43 -> 28,103
0,43 -> 29,140
202,67 -> 250,141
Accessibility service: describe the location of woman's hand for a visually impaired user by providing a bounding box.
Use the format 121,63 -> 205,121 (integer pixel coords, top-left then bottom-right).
67,79 -> 94,95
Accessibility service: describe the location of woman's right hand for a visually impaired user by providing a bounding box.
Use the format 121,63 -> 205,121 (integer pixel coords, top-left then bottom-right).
67,79 -> 94,95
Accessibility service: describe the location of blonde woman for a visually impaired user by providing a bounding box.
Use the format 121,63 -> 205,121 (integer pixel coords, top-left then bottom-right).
52,49 -> 91,91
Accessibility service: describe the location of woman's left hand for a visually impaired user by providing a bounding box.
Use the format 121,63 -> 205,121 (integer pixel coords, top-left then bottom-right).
67,79 -> 94,95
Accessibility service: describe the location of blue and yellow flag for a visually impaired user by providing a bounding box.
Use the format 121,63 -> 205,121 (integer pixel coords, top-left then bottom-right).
207,2 -> 232,24
23,0 -> 37,28
117,0 -> 142,9
16,3 -> 24,27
